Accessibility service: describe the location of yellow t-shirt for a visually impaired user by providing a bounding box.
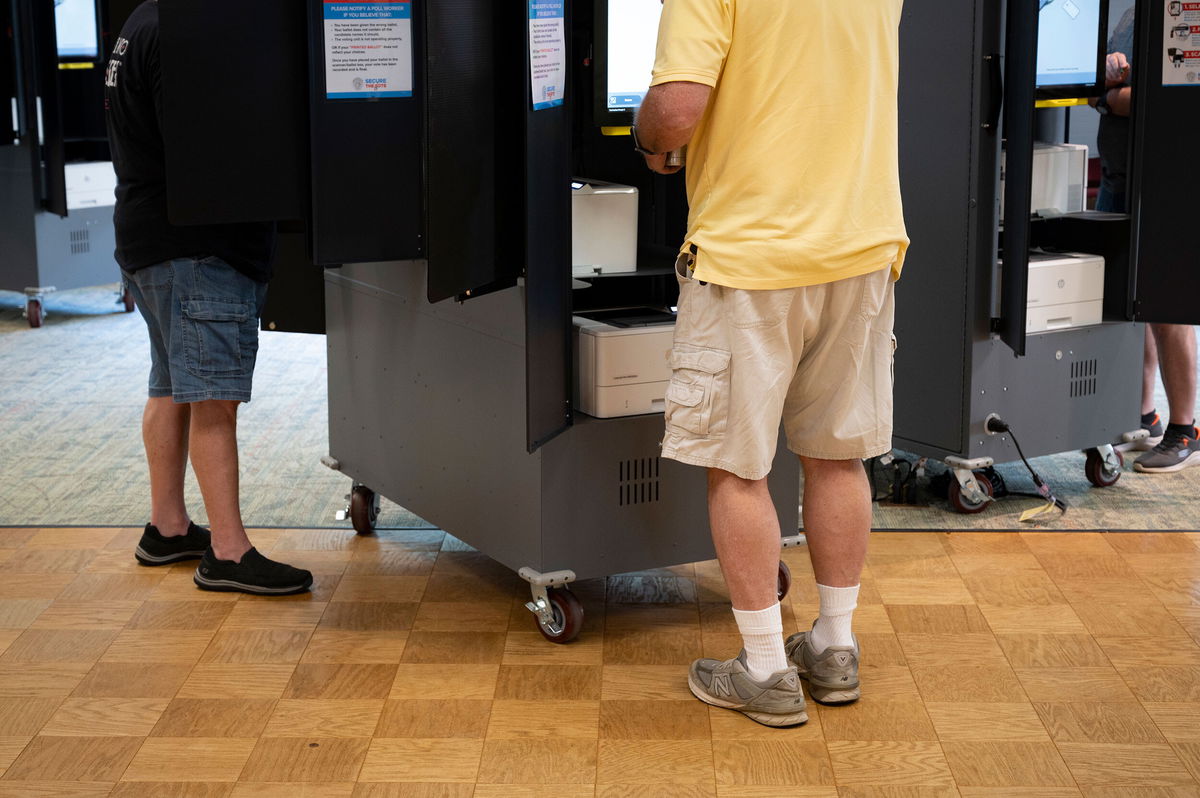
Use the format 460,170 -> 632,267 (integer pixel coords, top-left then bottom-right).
651,0 -> 910,289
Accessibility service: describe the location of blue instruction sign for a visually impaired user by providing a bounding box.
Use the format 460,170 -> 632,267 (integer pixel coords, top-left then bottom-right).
323,0 -> 413,100
529,0 -> 566,110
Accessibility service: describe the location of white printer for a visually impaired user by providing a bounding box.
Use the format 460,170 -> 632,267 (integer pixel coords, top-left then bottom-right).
573,308 -> 675,418
1025,251 -> 1105,333
64,162 -> 117,211
571,179 -> 638,278
1000,142 -> 1089,216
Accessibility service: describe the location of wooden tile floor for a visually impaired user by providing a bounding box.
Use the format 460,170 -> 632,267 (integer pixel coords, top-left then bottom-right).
0,527 -> 1199,797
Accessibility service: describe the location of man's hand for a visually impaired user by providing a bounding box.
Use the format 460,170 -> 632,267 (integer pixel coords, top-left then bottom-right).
1106,52 -> 1131,87
643,152 -> 683,175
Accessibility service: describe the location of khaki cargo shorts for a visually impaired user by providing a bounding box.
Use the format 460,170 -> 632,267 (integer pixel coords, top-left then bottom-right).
661,260 -> 897,480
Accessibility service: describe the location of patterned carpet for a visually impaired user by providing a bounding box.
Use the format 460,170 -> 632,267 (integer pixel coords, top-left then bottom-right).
0,284 -> 1195,531
0,285 -> 429,531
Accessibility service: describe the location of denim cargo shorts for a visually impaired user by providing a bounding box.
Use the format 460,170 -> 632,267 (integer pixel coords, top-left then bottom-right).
122,256 -> 268,403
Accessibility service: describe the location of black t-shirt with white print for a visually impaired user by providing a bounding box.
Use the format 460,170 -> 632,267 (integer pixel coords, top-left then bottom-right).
104,0 -> 274,282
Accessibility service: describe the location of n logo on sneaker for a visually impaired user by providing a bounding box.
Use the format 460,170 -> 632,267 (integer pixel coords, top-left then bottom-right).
711,673 -> 734,698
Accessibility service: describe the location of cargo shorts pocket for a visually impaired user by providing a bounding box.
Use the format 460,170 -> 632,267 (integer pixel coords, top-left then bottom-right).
664,343 -> 731,437
182,298 -> 254,378
730,288 -> 794,329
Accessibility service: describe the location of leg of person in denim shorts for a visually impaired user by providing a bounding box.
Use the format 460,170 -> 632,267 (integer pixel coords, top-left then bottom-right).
666,262 -> 896,724
123,256 -> 312,595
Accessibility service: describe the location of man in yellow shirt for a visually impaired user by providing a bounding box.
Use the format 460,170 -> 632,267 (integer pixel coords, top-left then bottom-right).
632,0 -> 909,726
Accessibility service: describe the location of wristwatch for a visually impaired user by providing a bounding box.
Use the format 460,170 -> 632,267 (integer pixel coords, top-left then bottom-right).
1095,92 -> 1110,115
631,125 -> 659,156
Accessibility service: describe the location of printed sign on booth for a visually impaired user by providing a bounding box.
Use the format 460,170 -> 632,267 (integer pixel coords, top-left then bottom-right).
1163,0 -> 1200,85
324,0 -> 414,99
529,0 -> 566,110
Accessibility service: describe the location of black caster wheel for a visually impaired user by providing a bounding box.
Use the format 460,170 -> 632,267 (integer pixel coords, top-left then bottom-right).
948,472 -> 993,514
534,587 -> 584,644
777,561 -> 792,601
1084,448 -> 1123,488
349,485 -> 379,535
26,298 -> 43,328
122,286 -> 135,313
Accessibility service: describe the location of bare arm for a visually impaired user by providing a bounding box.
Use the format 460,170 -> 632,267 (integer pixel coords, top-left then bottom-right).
635,81 -> 712,174
1090,52 -> 1132,117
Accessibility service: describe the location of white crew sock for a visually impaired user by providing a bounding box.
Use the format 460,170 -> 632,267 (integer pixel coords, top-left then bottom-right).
732,602 -> 790,682
809,583 -> 859,652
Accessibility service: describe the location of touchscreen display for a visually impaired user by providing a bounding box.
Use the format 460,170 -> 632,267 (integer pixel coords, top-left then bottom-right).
606,0 -> 663,112
1036,0 -> 1103,88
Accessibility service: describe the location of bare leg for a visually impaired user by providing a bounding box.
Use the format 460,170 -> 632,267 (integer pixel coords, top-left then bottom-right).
143,397 -> 191,536
1142,326 -> 1159,416
708,468 -> 781,611
189,400 -> 252,562
1151,323 -> 1198,427
799,457 -> 870,588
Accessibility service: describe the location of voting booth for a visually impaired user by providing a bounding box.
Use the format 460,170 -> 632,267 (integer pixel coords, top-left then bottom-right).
892,0 -> 1200,512
1,0 -> 137,326
116,0 -> 1200,637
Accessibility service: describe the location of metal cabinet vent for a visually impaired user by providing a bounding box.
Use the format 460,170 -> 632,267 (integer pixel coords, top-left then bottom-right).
1070,358 -> 1098,398
69,229 -> 90,255
619,457 -> 660,506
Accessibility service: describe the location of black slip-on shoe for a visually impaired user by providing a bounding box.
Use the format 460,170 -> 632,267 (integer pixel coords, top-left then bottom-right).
134,522 -> 211,566
193,547 -> 313,596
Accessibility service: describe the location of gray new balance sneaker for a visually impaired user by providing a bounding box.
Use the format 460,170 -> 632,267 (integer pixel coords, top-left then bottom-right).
1134,425 -> 1200,473
785,629 -> 860,705
687,650 -> 808,727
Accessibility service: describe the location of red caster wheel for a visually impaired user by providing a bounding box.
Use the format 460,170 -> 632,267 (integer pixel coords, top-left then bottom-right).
777,560 -> 792,601
948,472 -> 993,514
349,485 -> 379,535
1084,448 -> 1123,488
533,587 -> 584,644
26,298 -> 43,328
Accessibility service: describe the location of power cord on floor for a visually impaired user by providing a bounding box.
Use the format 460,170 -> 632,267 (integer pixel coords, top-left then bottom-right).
985,416 -> 1068,518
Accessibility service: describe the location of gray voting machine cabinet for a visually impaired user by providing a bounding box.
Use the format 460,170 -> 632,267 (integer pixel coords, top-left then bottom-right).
145,0 -> 1200,640
2,0 -> 133,327
147,0 -> 798,644
316,0 -> 804,642
893,0 -> 1200,513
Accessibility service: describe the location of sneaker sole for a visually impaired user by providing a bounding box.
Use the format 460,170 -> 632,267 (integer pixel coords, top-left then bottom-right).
686,673 -> 809,727
1133,450 -> 1200,474
193,571 -> 312,596
801,678 -> 861,705
135,545 -> 207,566
1117,434 -> 1164,453
788,643 -> 862,706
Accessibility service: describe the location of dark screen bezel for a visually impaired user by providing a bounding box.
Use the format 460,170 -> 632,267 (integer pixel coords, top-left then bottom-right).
1034,0 -> 1109,100
593,0 -> 640,127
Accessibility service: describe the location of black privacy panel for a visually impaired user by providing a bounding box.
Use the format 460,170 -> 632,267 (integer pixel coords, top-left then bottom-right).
424,0 -> 518,302
2,0 -> 16,145
159,0 -> 308,225
892,0 -> 1000,455
260,222 -> 326,335
523,62 -> 572,451
24,0 -> 65,215
308,0 -> 423,265
519,2 -> 572,451
1130,0 -> 1200,324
